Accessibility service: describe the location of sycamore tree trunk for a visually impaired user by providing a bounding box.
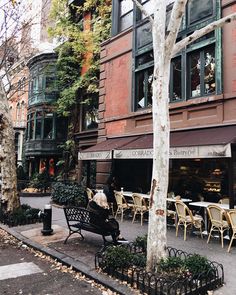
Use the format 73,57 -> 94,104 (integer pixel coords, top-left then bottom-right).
145,0 -> 187,271
0,80 -> 20,212
146,2 -> 170,271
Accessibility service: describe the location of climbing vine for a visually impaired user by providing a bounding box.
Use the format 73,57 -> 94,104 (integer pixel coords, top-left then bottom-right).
49,0 -> 112,117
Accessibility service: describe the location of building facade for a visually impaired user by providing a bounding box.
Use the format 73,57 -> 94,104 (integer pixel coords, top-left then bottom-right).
79,0 -> 236,207
25,52 -> 67,177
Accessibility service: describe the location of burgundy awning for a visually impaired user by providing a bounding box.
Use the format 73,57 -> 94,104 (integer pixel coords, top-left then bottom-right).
79,125 -> 236,160
78,136 -> 139,160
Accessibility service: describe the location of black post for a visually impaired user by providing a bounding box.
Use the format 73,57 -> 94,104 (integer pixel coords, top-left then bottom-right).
41,204 -> 53,235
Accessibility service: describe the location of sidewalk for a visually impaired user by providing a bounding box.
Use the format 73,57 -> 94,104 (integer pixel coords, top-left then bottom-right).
1,196 -> 236,295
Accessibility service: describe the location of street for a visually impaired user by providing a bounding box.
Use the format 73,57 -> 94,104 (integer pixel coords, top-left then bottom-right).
0,229 -> 113,295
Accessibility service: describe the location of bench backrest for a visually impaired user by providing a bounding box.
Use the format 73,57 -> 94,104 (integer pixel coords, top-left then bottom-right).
64,207 -> 90,224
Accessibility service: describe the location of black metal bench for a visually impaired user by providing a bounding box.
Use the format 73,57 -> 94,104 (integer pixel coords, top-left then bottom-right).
63,206 -> 117,245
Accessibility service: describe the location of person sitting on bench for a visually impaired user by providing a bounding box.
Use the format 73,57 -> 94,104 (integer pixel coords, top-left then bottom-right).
87,192 -> 127,244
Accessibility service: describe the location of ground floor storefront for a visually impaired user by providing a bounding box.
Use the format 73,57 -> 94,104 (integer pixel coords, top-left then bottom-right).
79,125 -> 236,208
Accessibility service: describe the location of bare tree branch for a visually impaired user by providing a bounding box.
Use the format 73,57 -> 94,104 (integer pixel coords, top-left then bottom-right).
132,0 -> 154,25
172,12 -> 236,56
165,0 -> 187,57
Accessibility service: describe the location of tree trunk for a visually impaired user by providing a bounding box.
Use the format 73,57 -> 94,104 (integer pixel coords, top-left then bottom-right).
146,1 -> 170,272
0,80 -> 20,212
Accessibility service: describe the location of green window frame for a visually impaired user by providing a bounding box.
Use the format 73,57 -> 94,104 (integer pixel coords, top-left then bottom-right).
111,0 -> 133,36
133,0 -> 221,110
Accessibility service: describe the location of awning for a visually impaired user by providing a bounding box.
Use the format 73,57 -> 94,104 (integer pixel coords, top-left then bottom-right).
114,126 -> 236,159
79,125 -> 236,160
78,136 -> 139,160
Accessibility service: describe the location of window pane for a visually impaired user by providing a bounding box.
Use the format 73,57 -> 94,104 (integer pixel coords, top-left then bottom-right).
190,51 -> 201,97
188,0 -> 213,25
172,57 -> 182,101
45,76 -> 55,90
120,0 -> 133,16
136,51 -> 153,67
56,117 -> 67,139
35,111 -> 43,139
204,47 -> 215,94
136,67 -> 153,109
147,67 -> 153,107
141,0 -> 154,20
44,116 -> 53,139
136,71 -> 145,108
29,117 -> 34,139
136,22 -> 152,49
120,11 -> 133,31
82,107 -> 98,130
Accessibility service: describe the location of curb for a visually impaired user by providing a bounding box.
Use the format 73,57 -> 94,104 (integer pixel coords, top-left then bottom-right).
0,223 -> 135,295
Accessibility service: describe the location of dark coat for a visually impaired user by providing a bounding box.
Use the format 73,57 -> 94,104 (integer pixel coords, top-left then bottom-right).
87,201 -> 119,237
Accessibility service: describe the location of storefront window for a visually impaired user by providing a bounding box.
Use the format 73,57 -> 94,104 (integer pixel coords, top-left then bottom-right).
168,159 -> 228,203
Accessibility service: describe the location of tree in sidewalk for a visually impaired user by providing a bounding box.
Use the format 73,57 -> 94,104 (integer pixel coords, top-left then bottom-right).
0,0 -> 51,212
132,0 -> 236,271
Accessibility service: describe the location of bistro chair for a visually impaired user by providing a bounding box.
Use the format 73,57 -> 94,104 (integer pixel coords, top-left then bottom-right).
132,193 -> 149,226
86,188 -> 94,201
218,197 -> 230,205
227,210 -> 236,252
175,200 -> 203,241
114,191 -> 133,222
207,204 -> 230,248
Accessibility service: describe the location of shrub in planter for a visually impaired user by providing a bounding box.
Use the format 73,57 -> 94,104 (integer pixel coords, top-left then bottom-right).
131,253 -> 146,268
0,204 -> 41,226
184,254 -> 213,276
51,182 -> 87,207
133,234 -> 147,252
104,245 -> 133,269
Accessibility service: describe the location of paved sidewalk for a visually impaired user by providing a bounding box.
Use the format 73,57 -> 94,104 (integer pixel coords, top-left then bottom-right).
1,196 -> 236,295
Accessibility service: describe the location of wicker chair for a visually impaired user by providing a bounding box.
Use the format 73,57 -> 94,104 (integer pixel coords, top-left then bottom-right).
86,188 -> 94,201
227,210 -> 236,252
175,200 -> 203,241
207,204 -> 230,248
132,193 -> 149,226
114,191 -> 133,222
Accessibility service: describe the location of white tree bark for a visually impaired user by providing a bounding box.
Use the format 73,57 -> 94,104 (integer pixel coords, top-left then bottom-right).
0,79 -> 20,212
146,0 -> 186,271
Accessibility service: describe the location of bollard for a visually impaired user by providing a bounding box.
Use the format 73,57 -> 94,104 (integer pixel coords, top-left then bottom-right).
38,204 -> 53,236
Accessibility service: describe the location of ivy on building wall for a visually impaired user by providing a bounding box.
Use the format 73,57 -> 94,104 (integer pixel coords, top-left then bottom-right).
49,0 -> 112,117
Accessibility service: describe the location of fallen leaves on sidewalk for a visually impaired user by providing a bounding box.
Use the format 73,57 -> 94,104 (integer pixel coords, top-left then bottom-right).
0,228 -> 138,295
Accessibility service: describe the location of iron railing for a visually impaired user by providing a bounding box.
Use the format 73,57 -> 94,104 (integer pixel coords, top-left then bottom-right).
95,245 -> 224,295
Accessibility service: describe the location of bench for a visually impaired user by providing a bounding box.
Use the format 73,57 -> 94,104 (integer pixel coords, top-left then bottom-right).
63,206 -> 117,245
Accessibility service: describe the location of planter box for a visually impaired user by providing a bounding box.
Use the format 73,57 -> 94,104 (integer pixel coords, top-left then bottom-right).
95,246 -> 224,295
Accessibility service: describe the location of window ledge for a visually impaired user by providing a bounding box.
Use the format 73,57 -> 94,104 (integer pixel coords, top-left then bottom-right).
169,94 -> 223,110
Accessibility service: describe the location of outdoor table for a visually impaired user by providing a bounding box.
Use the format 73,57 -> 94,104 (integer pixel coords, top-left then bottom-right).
189,201 -> 232,235
167,198 -> 192,203
122,191 -> 150,199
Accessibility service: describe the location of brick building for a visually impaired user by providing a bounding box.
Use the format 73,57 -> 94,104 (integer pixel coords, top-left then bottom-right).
79,0 -> 236,207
